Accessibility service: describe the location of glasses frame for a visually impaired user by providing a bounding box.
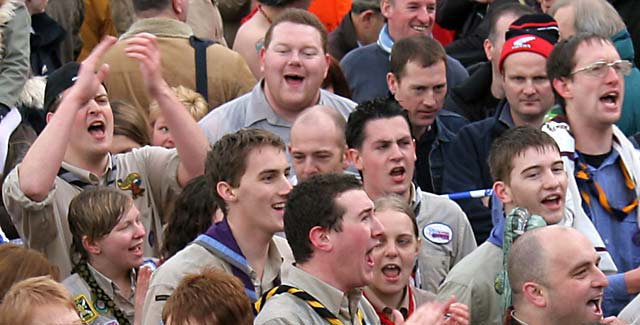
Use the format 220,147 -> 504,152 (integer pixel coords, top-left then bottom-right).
570,59 -> 633,78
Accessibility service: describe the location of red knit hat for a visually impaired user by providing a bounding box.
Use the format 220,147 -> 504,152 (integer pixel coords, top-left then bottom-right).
498,34 -> 555,72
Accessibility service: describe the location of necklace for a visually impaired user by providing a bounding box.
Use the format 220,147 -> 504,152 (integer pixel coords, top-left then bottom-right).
257,5 -> 272,24
510,310 -> 529,325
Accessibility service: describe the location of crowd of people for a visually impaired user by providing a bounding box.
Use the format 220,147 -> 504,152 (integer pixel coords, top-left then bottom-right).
0,0 -> 638,324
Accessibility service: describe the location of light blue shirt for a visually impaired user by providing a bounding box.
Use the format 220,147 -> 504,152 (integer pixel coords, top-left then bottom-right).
576,149 -> 640,316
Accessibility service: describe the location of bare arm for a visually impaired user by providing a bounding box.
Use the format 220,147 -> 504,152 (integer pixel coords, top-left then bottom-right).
18,37 -> 117,201
124,33 -> 208,187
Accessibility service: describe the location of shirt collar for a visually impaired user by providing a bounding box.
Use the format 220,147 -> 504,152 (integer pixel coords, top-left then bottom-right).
60,153 -> 115,186
363,286 -> 410,318
244,81 -> 325,127
87,263 -> 136,301
120,18 -> 193,40
287,266 -> 364,320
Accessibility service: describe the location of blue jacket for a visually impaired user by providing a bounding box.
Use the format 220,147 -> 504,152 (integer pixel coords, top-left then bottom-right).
340,24 -> 469,104
441,100 -> 513,243
613,29 -> 640,136
415,109 -> 468,194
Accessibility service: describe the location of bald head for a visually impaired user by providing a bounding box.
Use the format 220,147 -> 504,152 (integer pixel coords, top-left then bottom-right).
508,226 -> 608,324
290,106 -> 348,181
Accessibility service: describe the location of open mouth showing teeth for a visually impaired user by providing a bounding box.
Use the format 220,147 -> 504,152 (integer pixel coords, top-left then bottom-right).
411,26 -> 427,32
541,195 -> 561,205
390,167 -> 405,177
284,75 -> 304,83
382,265 -> 401,277
587,297 -> 602,316
272,203 -> 286,210
600,92 -> 618,104
88,121 -> 105,135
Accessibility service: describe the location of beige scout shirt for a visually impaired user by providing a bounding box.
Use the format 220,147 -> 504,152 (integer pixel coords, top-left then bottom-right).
437,241 -> 503,325
2,147 -> 181,277
62,264 -> 135,325
410,185 -> 477,293
254,266 -> 380,325
141,236 -> 292,325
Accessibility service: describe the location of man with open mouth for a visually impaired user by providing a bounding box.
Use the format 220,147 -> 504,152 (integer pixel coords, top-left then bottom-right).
345,97 -> 477,294
506,226 -> 624,325
544,32 -> 639,317
2,34 -> 208,278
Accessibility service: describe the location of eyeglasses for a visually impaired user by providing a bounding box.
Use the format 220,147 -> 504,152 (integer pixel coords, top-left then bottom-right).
571,60 -> 633,78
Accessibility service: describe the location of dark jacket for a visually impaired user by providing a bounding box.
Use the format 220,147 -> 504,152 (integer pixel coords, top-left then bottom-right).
612,29 -> 640,136
30,12 -> 65,76
415,109 -> 468,194
328,12 -> 358,61
444,61 -> 500,122
610,0 -> 640,66
441,100 -> 513,243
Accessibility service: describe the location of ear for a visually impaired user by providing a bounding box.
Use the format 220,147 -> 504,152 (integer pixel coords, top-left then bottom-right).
45,112 -> 54,124
82,235 -> 101,256
323,53 -> 331,79
216,181 -> 237,203
360,9 -> 375,26
309,226 -> 332,252
172,0 -> 183,14
347,148 -> 364,171
381,0 -> 392,19
484,39 -> 493,61
387,72 -> 398,95
522,282 -> 547,308
552,77 -> 572,101
259,46 -> 267,74
340,145 -> 350,171
493,181 -> 513,206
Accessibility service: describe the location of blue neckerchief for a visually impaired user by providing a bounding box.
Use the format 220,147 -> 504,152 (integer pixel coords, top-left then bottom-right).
376,24 -> 394,55
196,219 -> 259,302
487,217 -> 505,248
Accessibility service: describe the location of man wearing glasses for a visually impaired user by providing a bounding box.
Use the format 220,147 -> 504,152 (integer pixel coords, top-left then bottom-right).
544,33 -> 638,317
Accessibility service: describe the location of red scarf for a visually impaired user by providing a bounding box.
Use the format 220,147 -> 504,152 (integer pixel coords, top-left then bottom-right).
365,286 -> 415,325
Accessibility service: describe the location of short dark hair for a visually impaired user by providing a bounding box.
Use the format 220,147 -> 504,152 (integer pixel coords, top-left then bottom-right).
547,33 -> 613,106
132,0 -> 171,12
264,8 -> 328,54
488,126 -> 560,184
161,175 -> 218,259
390,34 -> 447,81
351,0 -> 380,14
487,3 -> 534,43
284,173 -> 362,264
205,129 -> 286,215
346,97 -> 411,150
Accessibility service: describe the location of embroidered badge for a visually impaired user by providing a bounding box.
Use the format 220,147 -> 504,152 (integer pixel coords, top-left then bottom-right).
117,173 -> 145,199
95,299 -> 108,313
74,294 -> 98,323
422,222 -> 453,244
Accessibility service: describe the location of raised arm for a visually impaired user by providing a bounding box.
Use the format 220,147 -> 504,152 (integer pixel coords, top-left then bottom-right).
18,37 -> 116,201
124,33 -> 209,187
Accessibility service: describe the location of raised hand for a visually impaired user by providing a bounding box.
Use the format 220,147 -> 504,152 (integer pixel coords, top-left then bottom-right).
67,36 -> 116,106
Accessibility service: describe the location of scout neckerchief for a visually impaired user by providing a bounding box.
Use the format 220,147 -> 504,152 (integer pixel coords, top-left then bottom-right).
58,155 -> 118,189
495,208 -> 546,321
255,285 -> 366,325
575,156 -> 638,220
72,261 -> 130,325
364,286 -> 414,325
194,218 -> 280,303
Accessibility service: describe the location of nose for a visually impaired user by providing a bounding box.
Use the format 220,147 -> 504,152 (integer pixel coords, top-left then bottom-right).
416,6 -> 431,23
134,221 -> 146,239
592,265 -> 609,289
287,51 -> 302,66
422,91 -> 436,107
370,215 -> 384,239
389,143 -> 403,161
280,176 -> 293,196
523,79 -> 536,96
542,168 -> 562,189
604,64 -> 622,84
303,160 -> 319,178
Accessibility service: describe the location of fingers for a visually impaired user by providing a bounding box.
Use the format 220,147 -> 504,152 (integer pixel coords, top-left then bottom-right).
445,302 -> 470,325
392,309 -> 405,325
82,36 -> 117,69
600,316 -> 629,325
402,302 -> 446,325
125,33 -> 160,63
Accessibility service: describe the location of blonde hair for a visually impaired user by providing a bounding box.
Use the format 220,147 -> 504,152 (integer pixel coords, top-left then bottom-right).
149,86 -> 209,124
0,276 -> 77,324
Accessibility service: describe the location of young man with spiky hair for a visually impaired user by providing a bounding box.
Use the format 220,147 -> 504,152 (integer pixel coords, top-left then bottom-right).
142,128 -> 293,324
